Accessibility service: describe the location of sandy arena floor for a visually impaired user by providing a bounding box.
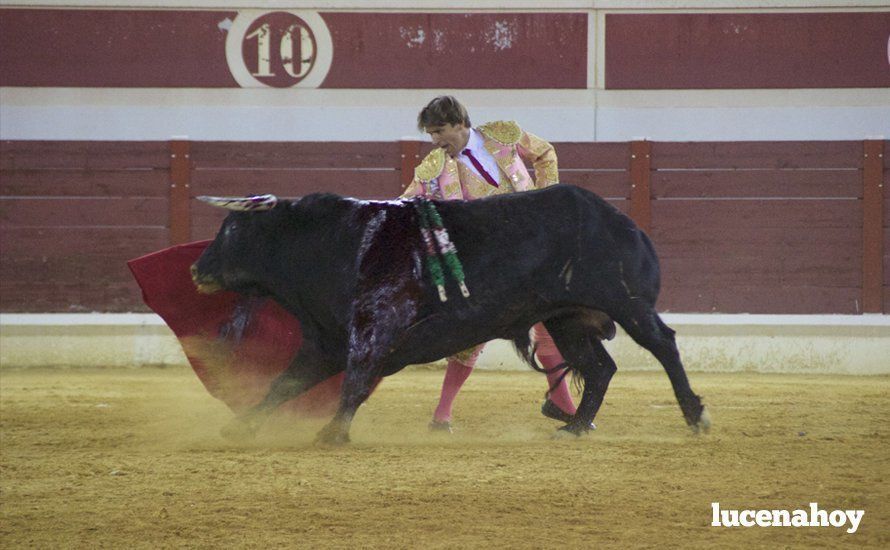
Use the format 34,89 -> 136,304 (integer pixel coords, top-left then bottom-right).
1,367 -> 888,548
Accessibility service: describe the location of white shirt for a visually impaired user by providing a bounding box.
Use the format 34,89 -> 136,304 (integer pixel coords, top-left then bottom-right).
457,128 -> 502,184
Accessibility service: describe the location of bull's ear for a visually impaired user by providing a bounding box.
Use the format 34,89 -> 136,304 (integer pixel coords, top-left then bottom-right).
196,194 -> 278,211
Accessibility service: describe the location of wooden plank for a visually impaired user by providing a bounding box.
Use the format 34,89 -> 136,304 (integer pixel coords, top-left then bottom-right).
191,206 -> 228,242
190,169 -> 401,199
651,141 -> 862,170
653,223 -> 860,249
652,169 -> 861,199
883,288 -> 890,316
658,248 -> 861,288
169,140 -> 190,245
0,226 -> 168,260
0,226 -> 168,312
651,199 -> 861,231
0,197 -> 168,227
399,140 -> 422,192
0,255 -> 137,287
607,199 -> 629,215
657,285 -> 861,314
883,166 -> 890,231
0,141 -> 169,170
559,172 -> 630,199
629,140 -> 651,233
551,142 -> 629,170
0,280 -> 151,312
885,160 -> 890,312
0,168 -> 169,197
884,227 -> 890,287
651,197 -> 863,313
862,139 -> 885,312
189,142 -> 400,169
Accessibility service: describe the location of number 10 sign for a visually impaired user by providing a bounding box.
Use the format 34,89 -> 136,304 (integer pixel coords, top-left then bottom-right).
226,10 -> 332,88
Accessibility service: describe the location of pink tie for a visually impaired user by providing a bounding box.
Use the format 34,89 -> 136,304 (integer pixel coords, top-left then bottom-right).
461,149 -> 499,188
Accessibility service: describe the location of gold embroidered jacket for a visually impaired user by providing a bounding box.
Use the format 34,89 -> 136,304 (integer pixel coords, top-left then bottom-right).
401,121 -> 559,201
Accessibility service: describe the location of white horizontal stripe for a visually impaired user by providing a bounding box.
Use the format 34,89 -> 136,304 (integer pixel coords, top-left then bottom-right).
654,197 -> 861,201
2,225 -> 166,229
4,88 -> 885,109
596,106 -> 889,141
1,1 -> 884,10
1,89 -> 886,142
3,312 -> 888,327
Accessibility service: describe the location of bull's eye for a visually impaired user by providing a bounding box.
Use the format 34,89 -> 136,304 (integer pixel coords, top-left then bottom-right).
225,222 -> 238,236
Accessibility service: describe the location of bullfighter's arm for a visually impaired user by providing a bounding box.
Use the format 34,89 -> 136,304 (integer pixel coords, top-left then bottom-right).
400,178 -> 425,199
399,148 -> 446,199
516,131 -> 559,188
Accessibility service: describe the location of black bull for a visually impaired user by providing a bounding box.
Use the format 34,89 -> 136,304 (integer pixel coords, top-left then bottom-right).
191,185 -> 709,444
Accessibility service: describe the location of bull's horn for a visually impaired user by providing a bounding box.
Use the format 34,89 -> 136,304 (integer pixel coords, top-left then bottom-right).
196,194 -> 278,211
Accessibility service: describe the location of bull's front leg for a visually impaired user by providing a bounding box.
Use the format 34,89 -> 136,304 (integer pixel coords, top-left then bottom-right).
316,296 -> 408,445
221,342 -> 334,442
560,340 -> 616,436
544,316 -> 616,437
320,220 -> 422,445
314,355 -> 380,446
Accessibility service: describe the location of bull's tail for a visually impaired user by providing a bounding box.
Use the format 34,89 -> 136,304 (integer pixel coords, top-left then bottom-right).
512,333 -> 581,399
512,332 -> 539,371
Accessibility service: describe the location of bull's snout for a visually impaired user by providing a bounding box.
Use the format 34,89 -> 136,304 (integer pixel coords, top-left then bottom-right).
190,262 -> 222,294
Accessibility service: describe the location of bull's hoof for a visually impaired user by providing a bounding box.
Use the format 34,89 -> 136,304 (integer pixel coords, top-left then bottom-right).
691,407 -> 712,435
552,428 -> 580,439
220,418 -> 258,442
554,420 -> 596,439
314,432 -> 350,446
314,424 -> 350,446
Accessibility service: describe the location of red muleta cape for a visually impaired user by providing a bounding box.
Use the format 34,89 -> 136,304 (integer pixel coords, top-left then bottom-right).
127,241 -> 355,418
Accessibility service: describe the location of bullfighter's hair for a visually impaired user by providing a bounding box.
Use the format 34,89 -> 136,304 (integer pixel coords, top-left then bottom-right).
417,95 -> 471,131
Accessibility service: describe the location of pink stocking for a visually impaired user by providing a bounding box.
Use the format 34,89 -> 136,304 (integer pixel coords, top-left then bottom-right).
540,353 -> 577,415
533,323 -> 576,415
432,347 -> 482,422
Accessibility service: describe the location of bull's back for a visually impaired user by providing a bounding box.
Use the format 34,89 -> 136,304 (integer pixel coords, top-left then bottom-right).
433,185 -> 661,306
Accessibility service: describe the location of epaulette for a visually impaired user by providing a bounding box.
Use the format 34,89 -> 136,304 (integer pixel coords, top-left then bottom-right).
414,147 -> 446,182
478,120 -> 522,146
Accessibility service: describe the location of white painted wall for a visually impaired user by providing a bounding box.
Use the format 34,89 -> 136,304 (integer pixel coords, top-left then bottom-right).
1,1 -> 885,9
2,88 -> 887,142
2,2 -> 887,142
2,313 -> 888,374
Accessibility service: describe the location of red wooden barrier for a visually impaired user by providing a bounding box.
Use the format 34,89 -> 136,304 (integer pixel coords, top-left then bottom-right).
862,140 -> 885,313
399,140 -> 422,192
629,140 -> 652,233
1,139 -> 886,314
0,140 -> 169,312
169,139 -> 191,245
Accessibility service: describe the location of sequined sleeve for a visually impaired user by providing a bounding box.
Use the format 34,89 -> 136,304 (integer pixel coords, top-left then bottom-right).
400,178 -> 426,199
516,131 -> 559,187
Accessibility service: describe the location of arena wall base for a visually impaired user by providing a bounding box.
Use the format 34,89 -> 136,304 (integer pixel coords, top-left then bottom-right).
1,314 -> 888,375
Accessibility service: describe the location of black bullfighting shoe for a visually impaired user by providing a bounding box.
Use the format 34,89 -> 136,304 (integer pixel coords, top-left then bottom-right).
541,399 -> 596,430
428,419 -> 453,433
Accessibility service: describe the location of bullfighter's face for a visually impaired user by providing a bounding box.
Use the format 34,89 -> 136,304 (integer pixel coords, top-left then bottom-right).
425,123 -> 470,158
